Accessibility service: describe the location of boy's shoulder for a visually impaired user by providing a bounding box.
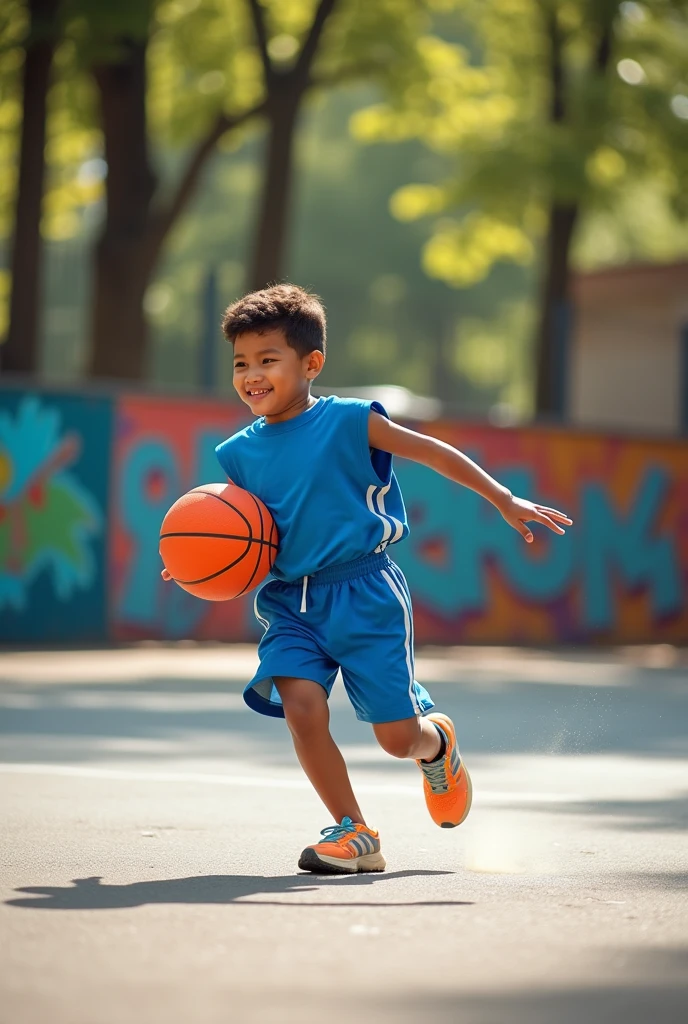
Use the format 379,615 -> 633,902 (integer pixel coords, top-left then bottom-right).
217,395 -> 379,456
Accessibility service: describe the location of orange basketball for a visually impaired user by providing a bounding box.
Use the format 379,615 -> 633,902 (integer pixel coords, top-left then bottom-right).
159,483 -> 278,601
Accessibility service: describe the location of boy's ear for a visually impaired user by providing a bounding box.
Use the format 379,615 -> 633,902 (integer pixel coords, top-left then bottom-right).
305,350 -> 325,379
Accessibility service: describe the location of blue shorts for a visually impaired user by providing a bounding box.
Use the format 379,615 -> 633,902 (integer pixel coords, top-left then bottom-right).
245,551 -> 434,724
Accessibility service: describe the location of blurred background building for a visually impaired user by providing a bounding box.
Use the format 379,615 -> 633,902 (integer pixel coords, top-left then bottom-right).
571,261 -> 688,435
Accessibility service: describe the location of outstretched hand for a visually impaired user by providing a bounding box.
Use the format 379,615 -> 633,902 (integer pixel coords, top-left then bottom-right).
499,495 -> 573,544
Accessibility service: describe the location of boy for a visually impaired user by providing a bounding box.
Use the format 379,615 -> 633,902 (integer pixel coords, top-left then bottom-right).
168,284 -> 572,875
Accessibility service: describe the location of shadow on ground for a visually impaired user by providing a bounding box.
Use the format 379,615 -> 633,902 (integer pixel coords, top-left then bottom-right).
5,869 -> 471,910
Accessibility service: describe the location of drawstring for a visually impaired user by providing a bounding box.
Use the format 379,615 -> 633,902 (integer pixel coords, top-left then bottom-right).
300,575 -> 309,613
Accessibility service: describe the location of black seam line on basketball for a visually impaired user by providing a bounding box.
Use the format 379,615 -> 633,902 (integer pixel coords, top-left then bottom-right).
236,492 -> 268,598
187,488 -> 259,584
160,531 -> 278,548
254,490 -> 265,547
193,489 -> 253,535
173,541 -> 260,586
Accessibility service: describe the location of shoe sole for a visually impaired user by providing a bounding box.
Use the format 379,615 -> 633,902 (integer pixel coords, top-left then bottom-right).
298,848 -> 387,874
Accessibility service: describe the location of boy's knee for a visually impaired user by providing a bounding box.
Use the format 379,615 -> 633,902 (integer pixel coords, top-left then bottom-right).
283,697 -> 320,736
378,736 -> 417,759
275,679 -> 328,740
374,723 -> 421,759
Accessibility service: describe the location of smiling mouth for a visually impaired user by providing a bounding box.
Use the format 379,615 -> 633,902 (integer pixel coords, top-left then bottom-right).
246,388 -> 272,397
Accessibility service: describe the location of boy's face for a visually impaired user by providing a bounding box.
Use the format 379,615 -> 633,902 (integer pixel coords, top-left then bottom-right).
232,329 -> 323,422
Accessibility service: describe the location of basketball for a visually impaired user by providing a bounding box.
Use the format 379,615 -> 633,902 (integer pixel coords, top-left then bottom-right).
159,483 -> 278,601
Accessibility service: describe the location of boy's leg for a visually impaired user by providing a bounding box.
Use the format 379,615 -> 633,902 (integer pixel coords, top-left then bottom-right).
373,715 -> 442,760
373,714 -> 472,829
274,676 -> 366,826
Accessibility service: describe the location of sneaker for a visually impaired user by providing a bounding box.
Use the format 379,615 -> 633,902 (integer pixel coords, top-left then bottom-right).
417,712 -> 472,829
298,816 -> 386,874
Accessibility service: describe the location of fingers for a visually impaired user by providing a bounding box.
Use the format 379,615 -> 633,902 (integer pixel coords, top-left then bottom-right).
533,512 -> 566,535
514,519 -> 534,544
161,568 -> 172,581
512,510 -> 570,541
536,505 -> 573,524
508,499 -> 573,542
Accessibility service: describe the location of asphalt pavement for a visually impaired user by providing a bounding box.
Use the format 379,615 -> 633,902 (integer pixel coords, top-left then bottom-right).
1,644 -> 687,1024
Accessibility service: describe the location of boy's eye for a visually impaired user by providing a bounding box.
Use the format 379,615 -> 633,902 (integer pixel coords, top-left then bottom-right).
262,358 -> 276,364
233,362 -> 246,369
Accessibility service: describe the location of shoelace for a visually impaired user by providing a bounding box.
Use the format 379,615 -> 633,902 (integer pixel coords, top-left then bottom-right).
419,757 -> 450,794
319,818 -> 358,844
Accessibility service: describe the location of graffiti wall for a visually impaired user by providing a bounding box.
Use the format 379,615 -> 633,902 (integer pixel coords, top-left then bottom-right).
111,395 -> 252,641
1,384 -> 687,645
0,388 -> 111,642
394,424 -> 688,645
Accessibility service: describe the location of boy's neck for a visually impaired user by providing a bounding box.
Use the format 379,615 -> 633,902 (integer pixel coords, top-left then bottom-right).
264,390 -> 317,425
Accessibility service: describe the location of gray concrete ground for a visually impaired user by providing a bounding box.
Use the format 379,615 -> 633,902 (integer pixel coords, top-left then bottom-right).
0,644 -> 687,1024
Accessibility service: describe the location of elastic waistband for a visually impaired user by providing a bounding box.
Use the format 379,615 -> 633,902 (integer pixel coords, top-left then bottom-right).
286,550 -> 392,586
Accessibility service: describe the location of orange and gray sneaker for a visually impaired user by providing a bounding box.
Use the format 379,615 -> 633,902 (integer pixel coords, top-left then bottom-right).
417,712 -> 472,829
298,817 -> 386,874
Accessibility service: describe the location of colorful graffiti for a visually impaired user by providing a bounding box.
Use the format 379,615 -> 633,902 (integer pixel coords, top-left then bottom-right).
0,390 -> 111,643
111,395 -> 251,641
394,424 -> 688,644
1,384 -> 686,645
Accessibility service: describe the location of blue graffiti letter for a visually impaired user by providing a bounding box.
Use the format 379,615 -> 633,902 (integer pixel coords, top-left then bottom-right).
581,467 -> 682,630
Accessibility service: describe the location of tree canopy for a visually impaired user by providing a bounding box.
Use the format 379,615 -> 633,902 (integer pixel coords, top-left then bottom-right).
1,0 -> 687,412
352,0 -> 688,286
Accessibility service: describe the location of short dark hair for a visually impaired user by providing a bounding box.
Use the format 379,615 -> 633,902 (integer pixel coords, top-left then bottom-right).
222,284 -> 326,357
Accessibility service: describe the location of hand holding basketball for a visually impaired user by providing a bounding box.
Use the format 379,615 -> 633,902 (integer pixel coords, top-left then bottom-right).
159,483 -> 278,600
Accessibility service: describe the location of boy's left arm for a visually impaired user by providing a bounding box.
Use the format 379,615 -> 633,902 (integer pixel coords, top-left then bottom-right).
368,413 -> 572,543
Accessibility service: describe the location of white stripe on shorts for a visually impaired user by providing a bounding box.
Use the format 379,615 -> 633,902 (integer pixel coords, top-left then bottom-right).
388,562 -> 416,663
254,592 -> 270,633
380,568 -> 420,715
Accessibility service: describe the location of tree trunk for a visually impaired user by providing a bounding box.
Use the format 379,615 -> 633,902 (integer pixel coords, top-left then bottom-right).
246,88 -> 300,291
90,240 -> 153,378
534,203 -> 578,417
84,0 -> 338,375
533,10 -> 613,417
87,38 -> 157,379
1,0 -> 58,375
244,0 -> 339,292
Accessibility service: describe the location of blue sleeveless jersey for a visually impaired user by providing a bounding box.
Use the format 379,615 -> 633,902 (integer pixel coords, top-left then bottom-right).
214,396 -> 409,582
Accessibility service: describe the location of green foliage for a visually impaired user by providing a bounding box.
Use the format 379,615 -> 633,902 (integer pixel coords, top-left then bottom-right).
142,87 -> 528,412
16,1 -> 687,413
0,0 -> 28,238
1,0 -> 441,239
353,0 -> 688,286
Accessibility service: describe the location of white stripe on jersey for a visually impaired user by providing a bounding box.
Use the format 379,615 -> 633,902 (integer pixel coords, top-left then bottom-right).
375,482 -> 404,544
367,484 -> 392,552
367,483 -> 404,552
